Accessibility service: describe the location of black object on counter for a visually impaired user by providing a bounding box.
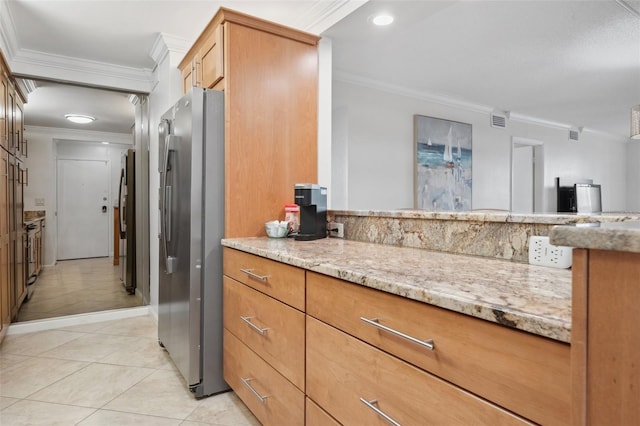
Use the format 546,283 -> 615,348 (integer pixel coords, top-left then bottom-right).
294,183 -> 327,241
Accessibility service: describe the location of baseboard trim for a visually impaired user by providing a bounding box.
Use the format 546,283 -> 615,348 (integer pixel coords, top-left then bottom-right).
7,306 -> 151,335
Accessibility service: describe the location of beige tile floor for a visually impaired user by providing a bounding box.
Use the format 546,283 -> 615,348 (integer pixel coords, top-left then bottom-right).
0,315 -> 259,425
17,257 -> 142,322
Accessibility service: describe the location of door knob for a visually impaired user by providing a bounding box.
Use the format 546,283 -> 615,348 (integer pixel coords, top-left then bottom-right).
102,205 -> 107,213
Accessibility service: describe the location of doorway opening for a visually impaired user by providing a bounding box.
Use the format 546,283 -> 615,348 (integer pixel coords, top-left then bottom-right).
15,79 -> 150,323
511,137 -> 544,213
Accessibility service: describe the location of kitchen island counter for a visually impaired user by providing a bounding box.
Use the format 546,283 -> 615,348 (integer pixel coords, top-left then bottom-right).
221,237 -> 571,342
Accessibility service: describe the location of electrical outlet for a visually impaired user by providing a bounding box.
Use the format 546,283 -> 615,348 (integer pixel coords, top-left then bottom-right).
528,236 -> 572,268
328,222 -> 344,238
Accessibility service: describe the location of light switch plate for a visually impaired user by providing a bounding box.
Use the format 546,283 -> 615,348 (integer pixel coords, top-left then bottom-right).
529,236 -> 572,268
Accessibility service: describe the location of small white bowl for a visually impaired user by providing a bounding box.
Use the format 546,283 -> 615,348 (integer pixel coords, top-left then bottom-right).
265,220 -> 288,238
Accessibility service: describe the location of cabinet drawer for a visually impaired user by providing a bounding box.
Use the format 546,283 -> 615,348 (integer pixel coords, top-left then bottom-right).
307,317 -> 531,426
224,329 -> 304,426
223,248 -> 305,310
224,276 -> 305,390
306,397 -> 341,426
307,272 -> 570,426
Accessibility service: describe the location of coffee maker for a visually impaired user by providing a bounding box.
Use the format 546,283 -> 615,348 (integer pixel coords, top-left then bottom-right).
294,183 -> 327,241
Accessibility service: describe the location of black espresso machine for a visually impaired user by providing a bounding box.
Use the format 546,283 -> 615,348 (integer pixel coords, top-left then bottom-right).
294,183 -> 327,240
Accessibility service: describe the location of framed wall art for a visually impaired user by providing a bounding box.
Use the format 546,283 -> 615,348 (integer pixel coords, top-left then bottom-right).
414,115 -> 472,211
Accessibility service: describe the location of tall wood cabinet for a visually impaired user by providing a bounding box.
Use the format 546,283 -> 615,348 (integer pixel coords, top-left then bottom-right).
571,249 -> 640,425
179,8 -> 319,238
1,50 -> 28,344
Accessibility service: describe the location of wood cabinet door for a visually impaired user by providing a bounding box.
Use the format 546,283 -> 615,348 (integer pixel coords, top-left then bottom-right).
0,76 -> 7,151
181,63 -> 193,94
199,24 -> 224,88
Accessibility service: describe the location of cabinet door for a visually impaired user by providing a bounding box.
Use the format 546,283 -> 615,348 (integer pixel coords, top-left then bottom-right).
199,24 -> 224,88
0,76 -> 7,151
14,97 -> 24,158
0,150 -> 10,338
181,62 -> 193,94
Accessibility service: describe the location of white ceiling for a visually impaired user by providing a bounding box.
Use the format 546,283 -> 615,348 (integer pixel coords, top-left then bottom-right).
2,0 -> 639,139
325,0 -> 640,139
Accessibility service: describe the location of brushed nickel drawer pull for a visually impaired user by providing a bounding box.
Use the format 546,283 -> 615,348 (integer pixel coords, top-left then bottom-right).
360,397 -> 401,426
241,377 -> 268,403
240,268 -> 269,281
240,316 -> 269,335
360,317 -> 435,351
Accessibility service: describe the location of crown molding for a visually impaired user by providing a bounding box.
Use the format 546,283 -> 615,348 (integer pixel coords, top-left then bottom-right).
334,69 -> 492,114
10,49 -> 154,93
26,125 -> 133,145
299,0 -> 369,34
334,69 -> 626,141
0,0 -> 19,59
150,32 -> 191,65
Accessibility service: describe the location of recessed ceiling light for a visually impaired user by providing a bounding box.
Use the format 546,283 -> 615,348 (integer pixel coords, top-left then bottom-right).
372,14 -> 394,26
101,141 -> 110,145
65,114 -> 95,124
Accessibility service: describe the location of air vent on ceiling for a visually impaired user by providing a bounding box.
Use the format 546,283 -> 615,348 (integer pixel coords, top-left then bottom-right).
490,113 -> 507,129
569,129 -> 580,141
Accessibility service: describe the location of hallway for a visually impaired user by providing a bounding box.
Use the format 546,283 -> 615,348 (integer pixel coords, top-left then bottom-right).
16,258 -> 142,322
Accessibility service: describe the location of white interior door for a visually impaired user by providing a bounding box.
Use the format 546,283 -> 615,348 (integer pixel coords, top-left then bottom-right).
57,159 -> 109,260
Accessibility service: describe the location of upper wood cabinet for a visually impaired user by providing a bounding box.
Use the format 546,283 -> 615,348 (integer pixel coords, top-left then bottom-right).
180,8 -> 320,238
181,23 -> 224,92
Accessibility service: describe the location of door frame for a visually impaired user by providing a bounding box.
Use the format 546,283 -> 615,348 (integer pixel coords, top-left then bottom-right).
55,157 -> 112,261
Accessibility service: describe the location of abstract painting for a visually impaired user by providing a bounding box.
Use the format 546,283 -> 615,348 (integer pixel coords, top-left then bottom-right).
414,115 -> 472,211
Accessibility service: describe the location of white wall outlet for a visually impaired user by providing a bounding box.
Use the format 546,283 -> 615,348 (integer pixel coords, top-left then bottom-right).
328,222 -> 344,238
35,198 -> 45,206
528,236 -> 573,268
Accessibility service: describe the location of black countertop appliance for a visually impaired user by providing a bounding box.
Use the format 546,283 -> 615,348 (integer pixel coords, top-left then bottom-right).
294,183 -> 327,241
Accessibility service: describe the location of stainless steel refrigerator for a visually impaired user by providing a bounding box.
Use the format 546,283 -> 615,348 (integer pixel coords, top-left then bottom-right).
158,88 -> 228,397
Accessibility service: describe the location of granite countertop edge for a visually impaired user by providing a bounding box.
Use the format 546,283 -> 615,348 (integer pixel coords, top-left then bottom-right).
330,209 -> 640,225
221,237 -> 571,343
550,222 -> 640,253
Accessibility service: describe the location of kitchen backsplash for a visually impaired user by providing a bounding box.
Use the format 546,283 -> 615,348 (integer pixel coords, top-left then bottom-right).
328,210 -> 640,263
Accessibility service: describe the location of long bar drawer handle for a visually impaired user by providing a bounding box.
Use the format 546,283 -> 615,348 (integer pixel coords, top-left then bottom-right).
241,377 -> 268,404
360,398 -> 401,426
360,317 -> 435,351
240,316 -> 269,335
240,268 -> 269,281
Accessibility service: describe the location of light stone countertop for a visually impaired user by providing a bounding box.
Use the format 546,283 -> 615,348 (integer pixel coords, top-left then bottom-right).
550,222 -> 640,253
331,209 -> 640,225
221,237 -> 572,343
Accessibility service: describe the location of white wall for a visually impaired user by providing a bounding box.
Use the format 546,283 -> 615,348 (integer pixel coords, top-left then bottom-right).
331,80 -> 630,212
147,47 -> 185,318
23,126 -> 132,266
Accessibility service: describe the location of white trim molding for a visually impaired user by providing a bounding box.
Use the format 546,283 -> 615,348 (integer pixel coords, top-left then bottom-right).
6,306 -> 151,335
26,125 -> 133,145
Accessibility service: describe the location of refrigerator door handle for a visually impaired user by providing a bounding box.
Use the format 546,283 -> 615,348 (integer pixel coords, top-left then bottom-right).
160,132 -> 178,274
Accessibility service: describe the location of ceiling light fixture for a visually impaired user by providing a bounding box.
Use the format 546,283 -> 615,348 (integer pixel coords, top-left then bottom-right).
101,141 -> 110,145
65,114 -> 95,124
631,104 -> 640,139
372,14 -> 394,26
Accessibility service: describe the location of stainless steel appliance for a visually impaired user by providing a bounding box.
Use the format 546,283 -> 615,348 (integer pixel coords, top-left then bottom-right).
158,88 -> 227,397
118,148 -> 136,294
575,183 -> 602,214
